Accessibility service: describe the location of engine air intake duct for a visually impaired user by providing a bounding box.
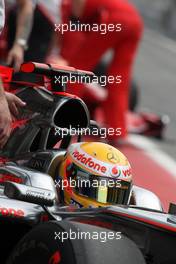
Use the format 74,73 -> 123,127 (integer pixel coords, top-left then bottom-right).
53,97 -> 90,129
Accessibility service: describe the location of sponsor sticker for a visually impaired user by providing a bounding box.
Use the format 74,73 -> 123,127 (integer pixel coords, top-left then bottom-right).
70,148 -> 132,179
0,207 -> 24,217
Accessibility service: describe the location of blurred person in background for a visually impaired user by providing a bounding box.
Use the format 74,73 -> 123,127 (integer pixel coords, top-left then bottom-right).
0,0 -> 12,149
52,0 -> 143,144
4,0 -> 36,70
7,0 -> 61,63
0,0 -> 26,148
0,0 -> 61,146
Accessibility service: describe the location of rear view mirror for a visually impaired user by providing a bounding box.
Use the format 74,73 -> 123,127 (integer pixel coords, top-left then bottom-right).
4,181 -> 55,207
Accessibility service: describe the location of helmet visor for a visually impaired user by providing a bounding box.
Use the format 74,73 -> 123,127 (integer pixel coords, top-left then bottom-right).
67,163 -> 131,205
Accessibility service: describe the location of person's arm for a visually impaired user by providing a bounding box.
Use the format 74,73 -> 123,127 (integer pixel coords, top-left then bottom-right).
0,80 -> 26,148
47,34 -> 68,66
7,0 -> 35,71
0,79 -> 12,148
72,0 -> 86,17
0,0 -> 5,33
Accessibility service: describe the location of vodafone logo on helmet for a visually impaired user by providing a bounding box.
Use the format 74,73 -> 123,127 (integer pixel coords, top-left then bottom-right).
110,166 -> 121,177
110,166 -> 132,178
122,168 -> 132,177
70,147 -> 132,179
72,150 -> 107,174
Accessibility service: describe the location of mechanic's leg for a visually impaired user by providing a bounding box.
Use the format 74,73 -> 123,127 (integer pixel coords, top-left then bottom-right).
65,8 -> 143,139
104,19 -> 143,139
67,30 -> 117,99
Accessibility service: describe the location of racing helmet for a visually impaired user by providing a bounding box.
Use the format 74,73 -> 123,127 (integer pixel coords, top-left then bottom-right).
58,142 -> 133,208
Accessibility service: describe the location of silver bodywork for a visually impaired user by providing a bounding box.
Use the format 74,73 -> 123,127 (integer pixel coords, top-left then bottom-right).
132,185 -> 163,211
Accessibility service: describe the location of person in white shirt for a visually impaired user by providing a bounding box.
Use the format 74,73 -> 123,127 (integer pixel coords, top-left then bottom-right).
0,0 -> 5,32
37,0 -> 61,24
6,0 -> 36,70
7,0 -> 61,63
0,0 -> 26,149
0,0 -> 12,149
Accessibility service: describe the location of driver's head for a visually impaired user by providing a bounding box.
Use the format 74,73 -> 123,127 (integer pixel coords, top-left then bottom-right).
58,142 -> 133,208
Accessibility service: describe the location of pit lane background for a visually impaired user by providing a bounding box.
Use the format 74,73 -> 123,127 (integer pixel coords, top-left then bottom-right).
122,0 -> 176,211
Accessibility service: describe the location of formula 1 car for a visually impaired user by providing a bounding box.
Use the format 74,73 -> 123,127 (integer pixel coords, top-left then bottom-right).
0,63 -> 175,264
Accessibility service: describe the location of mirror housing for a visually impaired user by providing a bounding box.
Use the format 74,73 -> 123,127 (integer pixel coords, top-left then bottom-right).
4,181 -> 55,207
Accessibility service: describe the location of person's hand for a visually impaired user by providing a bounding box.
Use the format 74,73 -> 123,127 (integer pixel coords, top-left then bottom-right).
5,92 -> 26,117
47,55 -> 69,66
7,44 -> 24,71
0,96 -> 12,149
